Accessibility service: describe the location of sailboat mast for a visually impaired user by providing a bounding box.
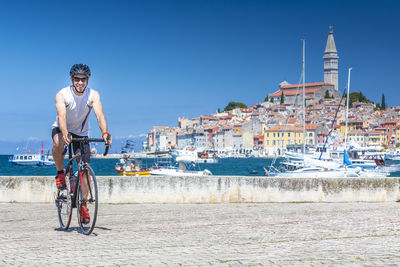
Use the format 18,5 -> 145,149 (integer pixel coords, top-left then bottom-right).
344,67 -> 352,147
302,40 -> 306,153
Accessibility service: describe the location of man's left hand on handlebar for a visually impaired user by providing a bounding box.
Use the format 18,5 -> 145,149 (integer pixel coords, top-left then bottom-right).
102,132 -> 112,146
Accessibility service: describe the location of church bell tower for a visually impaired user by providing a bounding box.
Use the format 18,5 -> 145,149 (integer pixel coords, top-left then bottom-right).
323,26 -> 339,91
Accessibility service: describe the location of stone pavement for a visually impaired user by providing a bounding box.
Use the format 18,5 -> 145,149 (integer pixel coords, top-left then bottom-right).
1,202 -> 400,266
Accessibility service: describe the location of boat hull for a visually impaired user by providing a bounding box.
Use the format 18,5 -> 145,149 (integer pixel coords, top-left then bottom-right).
115,168 -> 151,176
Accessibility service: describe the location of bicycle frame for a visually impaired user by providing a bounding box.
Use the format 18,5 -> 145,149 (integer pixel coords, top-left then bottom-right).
56,136 -> 110,235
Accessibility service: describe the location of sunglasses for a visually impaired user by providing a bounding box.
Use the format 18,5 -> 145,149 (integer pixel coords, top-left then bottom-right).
73,77 -> 88,82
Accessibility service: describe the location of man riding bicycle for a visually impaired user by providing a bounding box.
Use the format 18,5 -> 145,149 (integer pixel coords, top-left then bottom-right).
52,64 -> 112,224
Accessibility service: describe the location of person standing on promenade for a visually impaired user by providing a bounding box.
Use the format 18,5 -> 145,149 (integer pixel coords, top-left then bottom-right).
51,64 -> 112,222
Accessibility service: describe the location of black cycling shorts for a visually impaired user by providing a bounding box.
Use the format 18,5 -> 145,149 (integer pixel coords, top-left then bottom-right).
52,127 -> 91,163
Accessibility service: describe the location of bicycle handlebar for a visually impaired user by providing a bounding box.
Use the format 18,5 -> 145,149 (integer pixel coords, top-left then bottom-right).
62,136 -> 111,156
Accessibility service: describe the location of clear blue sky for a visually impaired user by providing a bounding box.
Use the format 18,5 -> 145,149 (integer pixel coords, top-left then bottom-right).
1,0 -> 399,143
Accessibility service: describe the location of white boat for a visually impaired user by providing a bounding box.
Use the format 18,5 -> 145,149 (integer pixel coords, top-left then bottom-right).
268,166 -> 388,178
9,153 -> 55,166
172,147 -> 219,164
150,161 -> 212,176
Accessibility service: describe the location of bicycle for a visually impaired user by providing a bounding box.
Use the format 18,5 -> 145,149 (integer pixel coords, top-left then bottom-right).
55,136 -> 110,235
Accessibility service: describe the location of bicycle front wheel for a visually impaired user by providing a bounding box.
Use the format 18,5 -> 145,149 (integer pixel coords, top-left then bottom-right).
56,171 -> 72,230
76,165 -> 98,235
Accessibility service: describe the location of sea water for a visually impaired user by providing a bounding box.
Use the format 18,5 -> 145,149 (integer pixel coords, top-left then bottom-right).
1,155 -> 399,177
0,155 -> 282,176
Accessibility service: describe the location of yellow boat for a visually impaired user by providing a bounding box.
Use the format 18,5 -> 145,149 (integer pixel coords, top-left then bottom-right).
115,157 -> 151,176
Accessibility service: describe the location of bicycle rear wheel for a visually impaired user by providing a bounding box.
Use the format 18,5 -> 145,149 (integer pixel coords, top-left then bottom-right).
55,172 -> 72,230
76,165 -> 98,235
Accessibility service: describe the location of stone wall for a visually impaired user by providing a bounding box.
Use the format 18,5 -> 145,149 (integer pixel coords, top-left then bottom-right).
1,176 -> 400,203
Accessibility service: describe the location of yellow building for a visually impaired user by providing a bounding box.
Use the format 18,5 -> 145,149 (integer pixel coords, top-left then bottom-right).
339,120 -> 363,141
264,125 -> 304,154
367,129 -> 386,147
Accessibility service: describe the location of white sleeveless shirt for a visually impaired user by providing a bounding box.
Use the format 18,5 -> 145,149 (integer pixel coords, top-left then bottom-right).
52,86 -> 94,136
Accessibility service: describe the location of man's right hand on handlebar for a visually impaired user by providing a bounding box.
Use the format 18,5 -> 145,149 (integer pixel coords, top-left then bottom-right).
62,131 -> 71,146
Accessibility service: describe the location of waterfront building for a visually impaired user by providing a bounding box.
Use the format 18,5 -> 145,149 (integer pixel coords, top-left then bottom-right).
242,131 -> 254,151
193,130 -> 206,150
396,124 -> 400,145
347,130 -> 367,147
147,126 -> 178,152
213,129 -> 225,150
177,132 -> 194,149
339,119 -> 364,142
232,133 -> 243,152
382,120 -> 397,146
253,134 -> 264,150
367,129 -> 386,147
264,125 -> 304,155
221,126 -> 234,150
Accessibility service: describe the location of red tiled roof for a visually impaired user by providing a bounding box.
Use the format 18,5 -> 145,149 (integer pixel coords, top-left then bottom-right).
305,124 -> 319,130
201,115 -> 218,120
280,82 -> 333,89
265,125 -> 302,131
369,130 -> 385,134
240,108 -> 254,112
269,87 -> 321,97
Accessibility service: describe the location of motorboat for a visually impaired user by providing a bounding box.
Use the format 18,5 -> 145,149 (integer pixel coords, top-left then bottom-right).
9,152 -> 55,166
115,156 -> 151,176
150,160 -> 212,176
171,147 -> 219,164
9,142 -> 55,166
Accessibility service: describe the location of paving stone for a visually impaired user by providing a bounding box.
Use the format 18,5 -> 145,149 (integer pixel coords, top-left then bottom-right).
0,203 -> 400,265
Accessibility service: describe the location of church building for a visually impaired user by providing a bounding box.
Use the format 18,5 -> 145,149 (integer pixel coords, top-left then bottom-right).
269,26 -> 340,106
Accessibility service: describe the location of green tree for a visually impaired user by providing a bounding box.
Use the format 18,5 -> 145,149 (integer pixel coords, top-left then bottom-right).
223,101 -> 248,111
264,95 -> 269,102
381,93 -> 386,110
324,90 -> 330,99
375,103 -> 381,111
217,108 -> 221,113
280,91 -> 284,104
347,91 -> 373,107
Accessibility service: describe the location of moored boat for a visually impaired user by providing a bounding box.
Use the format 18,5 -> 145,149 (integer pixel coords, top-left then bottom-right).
9,153 -> 55,166
115,157 -> 151,176
9,143 -> 55,167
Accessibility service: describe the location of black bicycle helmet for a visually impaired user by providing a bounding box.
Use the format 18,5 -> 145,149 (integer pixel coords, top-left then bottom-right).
69,64 -> 91,77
